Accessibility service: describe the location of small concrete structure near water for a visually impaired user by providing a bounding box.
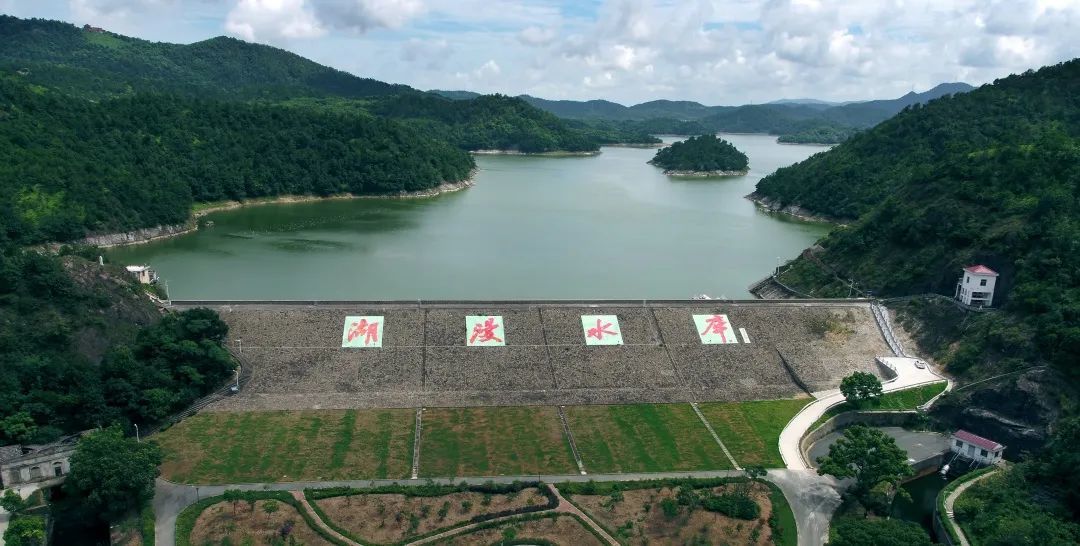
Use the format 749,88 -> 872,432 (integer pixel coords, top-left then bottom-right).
808,426 -> 951,470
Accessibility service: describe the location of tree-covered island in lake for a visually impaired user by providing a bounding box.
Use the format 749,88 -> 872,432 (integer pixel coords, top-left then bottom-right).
647,134 -> 750,176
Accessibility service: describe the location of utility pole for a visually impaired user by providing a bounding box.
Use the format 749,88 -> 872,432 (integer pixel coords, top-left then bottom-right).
134,423 -> 140,443
236,337 -> 243,353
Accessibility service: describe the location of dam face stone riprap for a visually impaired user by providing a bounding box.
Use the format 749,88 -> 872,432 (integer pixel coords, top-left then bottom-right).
174,301 -> 889,410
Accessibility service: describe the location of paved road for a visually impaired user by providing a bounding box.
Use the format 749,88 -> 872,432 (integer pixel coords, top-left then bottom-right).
155,470 -> 750,546
768,469 -> 846,546
778,356 -> 948,471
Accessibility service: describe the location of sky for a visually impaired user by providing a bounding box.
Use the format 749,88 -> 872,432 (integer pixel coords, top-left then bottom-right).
2,0 -> 1079,105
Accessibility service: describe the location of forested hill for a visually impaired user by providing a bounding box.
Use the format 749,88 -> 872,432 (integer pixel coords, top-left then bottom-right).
648,135 -> 748,173
763,58 -> 1079,380
0,16 -> 410,99
753,62 -> 1078,220
0,16 -> 644,152
0,78 -> 474,244
762,61 -> 1080,541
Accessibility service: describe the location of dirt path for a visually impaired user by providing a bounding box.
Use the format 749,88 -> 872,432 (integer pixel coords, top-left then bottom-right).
547,484 -> 619,545
403,484 -> 617,546
290,491 -> 361,546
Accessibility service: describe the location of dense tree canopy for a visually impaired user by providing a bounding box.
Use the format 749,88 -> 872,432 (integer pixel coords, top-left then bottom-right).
816,425 -> 912,495
648,134 -> 749,173
765,60 -> 1080,380
839,372 -> 884,406
0,78 -> 475,244
63,427 -> 162,523
829,517 -> 932,546
0,16 -> 410,100
0,246 -> 234,443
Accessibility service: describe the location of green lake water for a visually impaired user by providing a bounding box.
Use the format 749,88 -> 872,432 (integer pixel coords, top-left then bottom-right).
109,134 -> 832,300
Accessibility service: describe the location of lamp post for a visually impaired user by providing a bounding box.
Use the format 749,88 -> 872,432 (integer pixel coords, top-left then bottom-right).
236,338 -> 243,353
134,423 -> 140,443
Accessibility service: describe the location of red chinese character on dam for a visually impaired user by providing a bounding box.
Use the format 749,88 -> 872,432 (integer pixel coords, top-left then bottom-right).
586,318 -> 617,341
469,317 -> 504,345
700,315 -> 731,342
348,319 -> 380,345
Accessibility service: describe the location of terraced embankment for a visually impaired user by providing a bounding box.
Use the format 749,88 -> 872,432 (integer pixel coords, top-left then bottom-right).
170,300 -> 889,410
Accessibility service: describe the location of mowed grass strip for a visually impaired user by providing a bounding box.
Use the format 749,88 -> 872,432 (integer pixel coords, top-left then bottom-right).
156,409 -> 415,483
565,404 -> 731,473
810,381 -> 949,431
697,397 -> 812,468
419,406 -> 577,478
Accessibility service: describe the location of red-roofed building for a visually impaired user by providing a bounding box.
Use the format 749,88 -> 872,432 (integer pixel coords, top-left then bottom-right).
955,264 -> 998,307
950,429 -> 1005,464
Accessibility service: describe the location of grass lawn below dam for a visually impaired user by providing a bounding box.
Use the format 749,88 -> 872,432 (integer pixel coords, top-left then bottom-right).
155,396 -> 884,484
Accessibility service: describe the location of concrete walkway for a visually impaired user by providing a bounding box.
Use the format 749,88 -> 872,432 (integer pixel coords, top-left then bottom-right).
778,356 -> 948,471
943,469 -> 1000,546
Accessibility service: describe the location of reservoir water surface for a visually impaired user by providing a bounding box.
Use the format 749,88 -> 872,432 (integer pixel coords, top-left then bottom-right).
109,134 -> 831,300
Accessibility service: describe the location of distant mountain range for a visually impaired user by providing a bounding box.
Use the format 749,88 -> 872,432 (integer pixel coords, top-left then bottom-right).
431,83 -> 975,143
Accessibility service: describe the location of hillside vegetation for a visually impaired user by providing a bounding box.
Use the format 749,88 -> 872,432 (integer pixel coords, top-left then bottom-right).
649,135 -> 749,174
519,83 -> 972,143
0,78 -> 474,244
0,247 -> 233,444
0,16 -> 641,156
0,16 -> 409,100
756,60 -> 1080,546
765,60 -> 1079,375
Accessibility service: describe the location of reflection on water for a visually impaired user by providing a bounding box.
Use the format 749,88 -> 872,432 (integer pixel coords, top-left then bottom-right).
109,134 -> 833,300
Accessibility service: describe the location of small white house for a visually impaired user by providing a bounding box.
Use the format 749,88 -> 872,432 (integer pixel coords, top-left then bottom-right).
954,264 -> 998,307
950,429 -> 1004,465
125,265 -> 159,284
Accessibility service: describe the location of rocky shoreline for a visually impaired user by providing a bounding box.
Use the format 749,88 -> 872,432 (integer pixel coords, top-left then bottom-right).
745,192 -> 843,224
470,149 -> 601,157
662,168 -> 748,177
82,175 -> 477,248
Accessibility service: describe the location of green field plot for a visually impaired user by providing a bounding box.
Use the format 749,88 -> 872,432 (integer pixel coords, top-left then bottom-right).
565,404 -> 731,473
698,397 -> 812,468
156,409 -> 415,483
418,406 -> 578,477
811,381 -> 949,431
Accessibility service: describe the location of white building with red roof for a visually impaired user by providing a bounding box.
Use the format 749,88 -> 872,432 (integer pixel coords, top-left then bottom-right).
950,429 -> 1005,465
954,264 -> 998,307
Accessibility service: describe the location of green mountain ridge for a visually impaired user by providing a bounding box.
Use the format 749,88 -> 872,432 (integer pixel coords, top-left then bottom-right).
757,58 -> 1079,442
0,16 -> 638,155
759,59 -> 1080,544
0,16 -> 410,99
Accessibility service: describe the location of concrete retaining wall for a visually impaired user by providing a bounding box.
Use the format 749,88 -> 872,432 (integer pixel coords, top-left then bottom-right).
800,410 -> 921,467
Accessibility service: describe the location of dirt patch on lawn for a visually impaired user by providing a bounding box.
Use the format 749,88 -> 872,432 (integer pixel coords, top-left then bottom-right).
438,513 -> 603,545
315,488 -> 549,544
571,484 -> 774,546
189,500 -> 333,546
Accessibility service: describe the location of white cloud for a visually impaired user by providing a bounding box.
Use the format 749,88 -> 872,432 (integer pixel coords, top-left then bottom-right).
224,0 -> 424,43
6,0 -> 1080,103
518,25 -> 556,46
401,37 -> 452,69
225,0 -> 324,42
